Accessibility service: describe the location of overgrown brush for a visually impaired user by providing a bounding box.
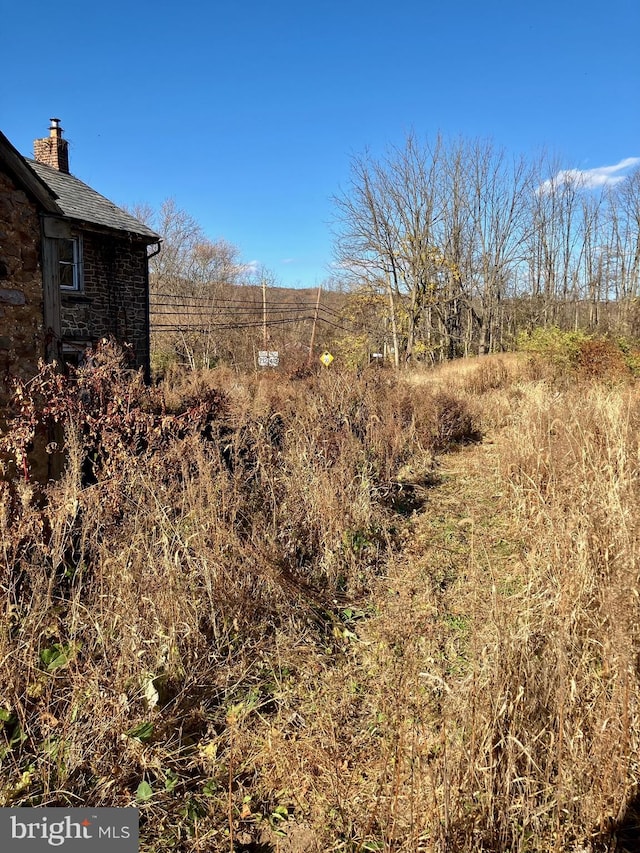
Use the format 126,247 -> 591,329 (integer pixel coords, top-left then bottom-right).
0,344 -> 478,849
230,365 -> 640,851
517,326 -> 640,384
434,381 -> 640,849
13,346 -> 637,850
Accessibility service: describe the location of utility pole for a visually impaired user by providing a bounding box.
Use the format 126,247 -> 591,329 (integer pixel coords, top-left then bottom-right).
383,316 -> 388,364
262,275 -> 268,350
308,284 -> 322,364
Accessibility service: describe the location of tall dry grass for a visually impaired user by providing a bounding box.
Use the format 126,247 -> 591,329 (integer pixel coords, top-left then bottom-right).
462,381 -> 640,849
0,346 -> 479,850
413,358 -> 640,849
2,346 -> 639,851
235,364 -> 640,851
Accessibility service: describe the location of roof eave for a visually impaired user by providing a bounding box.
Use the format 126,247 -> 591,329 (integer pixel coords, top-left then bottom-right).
60,215 -> 161,244
0,131 -> 62,215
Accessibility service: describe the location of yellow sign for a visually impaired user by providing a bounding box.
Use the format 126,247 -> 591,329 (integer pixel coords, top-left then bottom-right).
320,351 -> 334,366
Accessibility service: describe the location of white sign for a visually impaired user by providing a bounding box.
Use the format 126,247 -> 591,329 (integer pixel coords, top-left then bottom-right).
258,350 -> 279,367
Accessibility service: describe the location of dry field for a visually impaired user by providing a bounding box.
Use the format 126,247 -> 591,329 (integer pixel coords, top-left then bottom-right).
1,345 -> 640,852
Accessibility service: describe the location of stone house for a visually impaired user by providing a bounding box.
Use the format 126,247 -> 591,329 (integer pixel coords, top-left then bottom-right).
0,119 -> 160,407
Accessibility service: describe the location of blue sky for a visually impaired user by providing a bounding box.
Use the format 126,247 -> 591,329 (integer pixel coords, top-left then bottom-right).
3,0 -> 639,287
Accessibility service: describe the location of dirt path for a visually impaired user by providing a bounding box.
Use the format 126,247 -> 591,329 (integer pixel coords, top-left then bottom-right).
261,434 -> 527,851
375,433 -> 520,653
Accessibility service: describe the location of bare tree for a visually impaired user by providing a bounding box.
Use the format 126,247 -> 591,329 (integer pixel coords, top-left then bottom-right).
131,198 -> 242,298
130,199 -> 245,369
333,134 -> 536,361
333,134 -> 448,366
617,168 -> 640,300
468,144 -> 533,353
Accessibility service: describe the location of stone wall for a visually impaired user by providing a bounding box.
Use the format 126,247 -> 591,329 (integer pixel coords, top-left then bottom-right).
60,231 -> 149,374
0,166 -> 44,409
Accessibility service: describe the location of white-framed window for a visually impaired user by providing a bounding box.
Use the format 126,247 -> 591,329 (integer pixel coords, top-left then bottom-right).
59,236 -> 82,291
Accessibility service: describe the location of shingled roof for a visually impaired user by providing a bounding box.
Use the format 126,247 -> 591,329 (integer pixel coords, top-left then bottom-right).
27,159 -> 160,242
0,131 -> 61,214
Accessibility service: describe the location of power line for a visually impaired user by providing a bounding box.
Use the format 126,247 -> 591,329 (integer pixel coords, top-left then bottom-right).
150,303 -> 321,314
152,316 -> 318,331
149,300 -> 345,318
149,303 -> 355,324
150,290 -> 336,306
150,313 -> 366,334
149,292 -> 348,319
151,311 -> 371,333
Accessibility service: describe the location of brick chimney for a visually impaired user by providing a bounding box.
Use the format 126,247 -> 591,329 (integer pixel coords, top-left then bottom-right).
33,118 -> 69,173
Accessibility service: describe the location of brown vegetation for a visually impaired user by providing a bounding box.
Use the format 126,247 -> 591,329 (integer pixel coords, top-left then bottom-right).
1,343 -> 639,851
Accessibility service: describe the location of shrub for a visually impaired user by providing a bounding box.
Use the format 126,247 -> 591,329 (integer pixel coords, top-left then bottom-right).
150,346 -> 178,380
0,345 -> 468,832
576,337 -> 629,381
432,392 -> 481,450
463,357 -> 509,394
616,336 -> 640,376
516,326 -> 589,376
518,327 -> 638,383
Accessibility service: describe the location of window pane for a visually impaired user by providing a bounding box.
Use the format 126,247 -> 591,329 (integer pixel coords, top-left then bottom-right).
58,240 -> 75,264
58,237 -> 81,290
60,263 -> 75,288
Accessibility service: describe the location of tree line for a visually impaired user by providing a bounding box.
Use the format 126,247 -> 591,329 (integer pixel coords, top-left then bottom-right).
332,134 -> 640,365
129,200 -> 346,371
132,135 -> 640,371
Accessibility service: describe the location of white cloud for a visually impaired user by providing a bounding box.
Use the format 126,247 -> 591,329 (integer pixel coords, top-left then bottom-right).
240,259 -> 260,276
280,258 -> 295,264
538,157 -> 640,193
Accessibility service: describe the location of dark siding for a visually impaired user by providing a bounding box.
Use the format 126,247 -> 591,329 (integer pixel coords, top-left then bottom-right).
60,230 -> 150,374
